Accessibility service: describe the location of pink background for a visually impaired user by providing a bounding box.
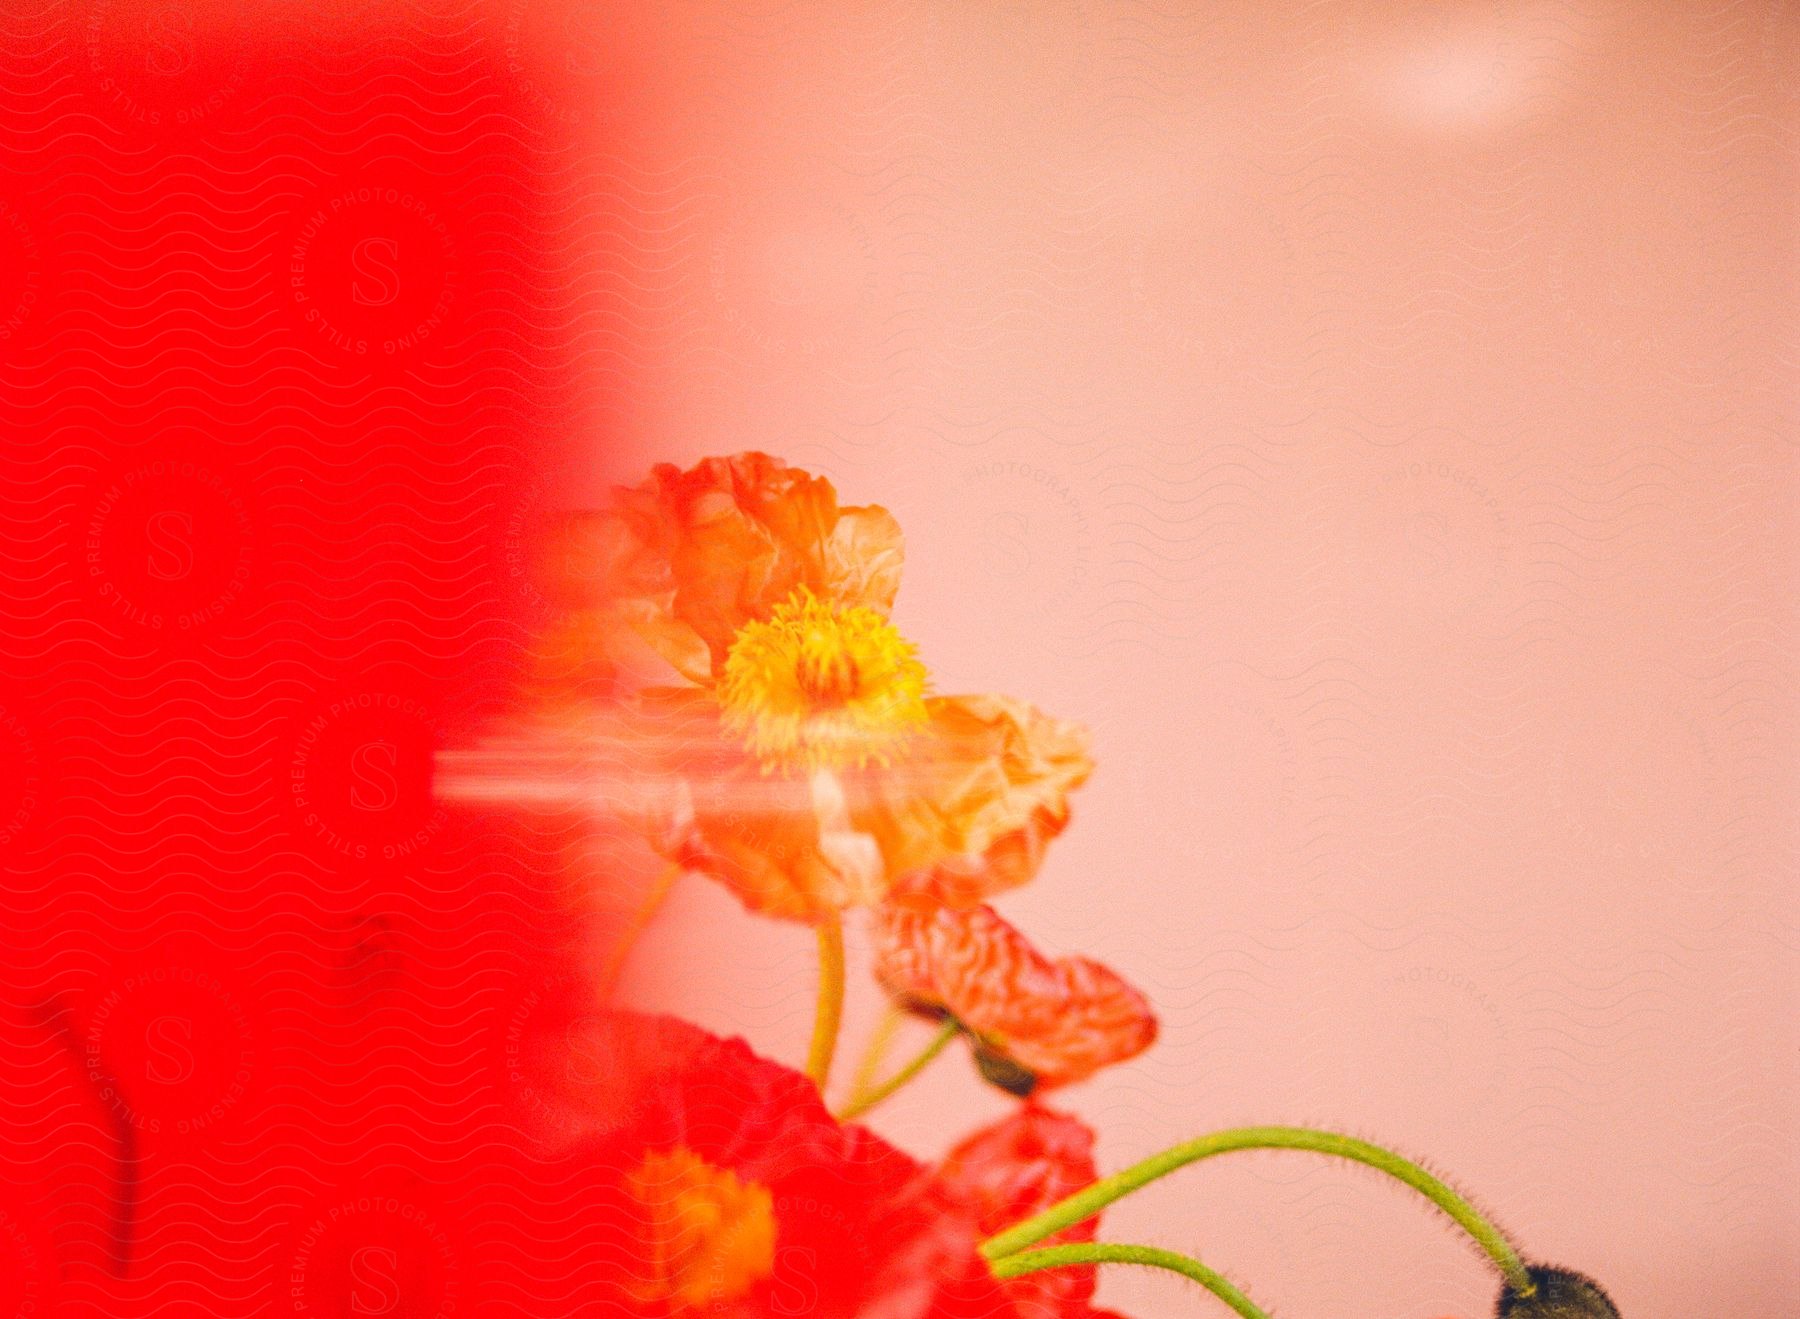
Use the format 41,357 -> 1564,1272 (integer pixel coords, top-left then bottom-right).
544,4 -> 1799,1315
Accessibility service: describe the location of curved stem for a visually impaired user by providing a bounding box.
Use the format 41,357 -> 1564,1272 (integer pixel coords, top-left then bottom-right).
597,861 -> 683,997
992,1243 -> 1269,1319
979,1125 -> 1533,1298
846,1002 -> 905,1100
805,913 -> 846,1091
836,1019 -> 959,1121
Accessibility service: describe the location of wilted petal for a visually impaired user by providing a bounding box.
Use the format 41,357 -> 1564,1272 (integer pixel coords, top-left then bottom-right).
637,687 -> 852,922
533,506 -> 712,693
862,695 -> 1094,907
639,690 -> 1094,925
874,904 -> 1156,1090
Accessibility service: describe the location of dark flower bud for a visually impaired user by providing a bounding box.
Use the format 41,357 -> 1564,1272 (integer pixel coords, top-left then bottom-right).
1498,1265 -> 1621,1318
973,1040 -> 1039,1097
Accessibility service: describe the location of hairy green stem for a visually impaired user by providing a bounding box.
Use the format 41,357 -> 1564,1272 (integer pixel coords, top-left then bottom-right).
836,1019 -> 959,1121
992,1243 -> 1270,1319
979,1125 -> 1532,1297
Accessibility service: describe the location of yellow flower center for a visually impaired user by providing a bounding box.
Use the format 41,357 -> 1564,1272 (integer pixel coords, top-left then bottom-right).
719,590 -> 928,772
624,1146 -> 778,1309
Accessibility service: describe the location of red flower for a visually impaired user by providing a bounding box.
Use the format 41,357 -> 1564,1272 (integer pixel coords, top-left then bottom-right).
873,903 -> 1157,1092
868,1105 -> 1116,1319
540,1013 -> 931,1319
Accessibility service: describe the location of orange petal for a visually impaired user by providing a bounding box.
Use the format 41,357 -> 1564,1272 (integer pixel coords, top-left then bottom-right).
873,904 -> 1157,1090
530,454 -> 905,693
641,452 -> 905,674
632,686 -> 845,922
859,694 -> 1094,907
529,505 -> 712,694
440,690 -> 1095,928
630,689 -> 1093,925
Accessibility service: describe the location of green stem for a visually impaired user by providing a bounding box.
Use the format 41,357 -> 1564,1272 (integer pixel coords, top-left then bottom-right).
836,1019 -> 959,1121
979,1125 -> 1533,1298
846,1002 -> 904,1100
992,1243 -> 1270,1319
805,913 -> 846,1091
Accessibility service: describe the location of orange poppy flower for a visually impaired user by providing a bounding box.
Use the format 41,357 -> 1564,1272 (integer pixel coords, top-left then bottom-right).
536,452 -> 906,693
873,903 -> 1157,1092
520,453 -> 1094,923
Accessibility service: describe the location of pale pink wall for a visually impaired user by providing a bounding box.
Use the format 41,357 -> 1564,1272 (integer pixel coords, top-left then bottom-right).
559,3 -> 1799,1315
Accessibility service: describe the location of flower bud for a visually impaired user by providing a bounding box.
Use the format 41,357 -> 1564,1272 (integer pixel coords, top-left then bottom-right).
973,1040 -> 1039,1096
1498,1265 -> 1621,1318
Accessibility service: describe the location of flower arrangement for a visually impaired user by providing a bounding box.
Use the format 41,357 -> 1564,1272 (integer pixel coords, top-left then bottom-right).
441,453 -> 1620,1319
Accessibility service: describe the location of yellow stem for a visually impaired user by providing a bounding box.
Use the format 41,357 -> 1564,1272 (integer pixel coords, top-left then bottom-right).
805,913 -> 846,1090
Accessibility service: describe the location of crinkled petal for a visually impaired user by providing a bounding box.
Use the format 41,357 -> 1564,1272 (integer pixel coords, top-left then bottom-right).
646,452 -> 906,674
634,687 -> 848,922
857,695 -> 1093,907
439,690 -> 1093,926
534,506 -> 713,693
532,453 -> 905,691
873,904 -> 1157,1090
622,690 -> 1092,925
